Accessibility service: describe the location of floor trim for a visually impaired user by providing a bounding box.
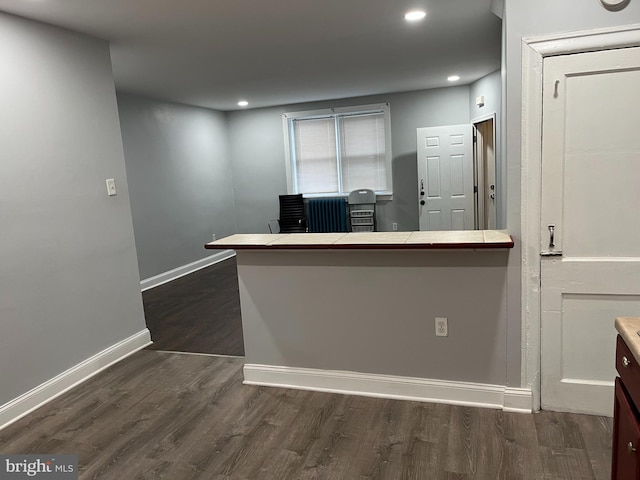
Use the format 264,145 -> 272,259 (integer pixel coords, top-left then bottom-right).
0,329 -> 152,431
244,364 -> 533,412
503,387 -> 534,413
153,350 -> 245,360
140,250 -> 236,292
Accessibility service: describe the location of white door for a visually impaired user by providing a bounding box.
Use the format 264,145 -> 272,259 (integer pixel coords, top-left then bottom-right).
540,46 -> 640,416
417,125 -> 474,231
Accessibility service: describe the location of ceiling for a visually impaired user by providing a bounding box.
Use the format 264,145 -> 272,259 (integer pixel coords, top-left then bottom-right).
0,0 -> 502,111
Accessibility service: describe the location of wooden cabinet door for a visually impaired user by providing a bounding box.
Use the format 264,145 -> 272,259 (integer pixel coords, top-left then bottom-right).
613,378 -> 640,479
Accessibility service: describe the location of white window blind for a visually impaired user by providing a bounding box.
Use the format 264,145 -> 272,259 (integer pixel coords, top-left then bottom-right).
284,104 -> 392,196
339,113 -> 387,193
292,118 -> 338,194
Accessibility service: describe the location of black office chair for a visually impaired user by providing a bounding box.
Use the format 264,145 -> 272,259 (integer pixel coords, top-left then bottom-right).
278,194 -> 306,233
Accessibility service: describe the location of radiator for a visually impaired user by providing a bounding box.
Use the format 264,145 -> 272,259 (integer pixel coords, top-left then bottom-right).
308,198 -> 348,233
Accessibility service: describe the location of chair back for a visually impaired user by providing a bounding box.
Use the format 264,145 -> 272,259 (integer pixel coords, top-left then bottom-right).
279,194 -> 306,233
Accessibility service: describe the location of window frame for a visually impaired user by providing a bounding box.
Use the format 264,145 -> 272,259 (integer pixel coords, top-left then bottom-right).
282,103 -> 393,199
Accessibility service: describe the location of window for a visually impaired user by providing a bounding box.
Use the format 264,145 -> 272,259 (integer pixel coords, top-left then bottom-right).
283,104 -> 392,197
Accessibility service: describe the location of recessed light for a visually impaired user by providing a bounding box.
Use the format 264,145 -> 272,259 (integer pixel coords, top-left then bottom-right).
447,75 -> 460,82
404,10 -> 426,21
237,100 -> 249,107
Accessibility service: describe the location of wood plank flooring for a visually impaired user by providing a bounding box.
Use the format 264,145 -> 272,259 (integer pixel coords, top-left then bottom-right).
0,351 -> 613,480
143,258 -> 244,356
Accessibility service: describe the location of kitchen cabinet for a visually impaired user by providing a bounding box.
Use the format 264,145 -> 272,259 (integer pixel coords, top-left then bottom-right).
612,330 -> 640,479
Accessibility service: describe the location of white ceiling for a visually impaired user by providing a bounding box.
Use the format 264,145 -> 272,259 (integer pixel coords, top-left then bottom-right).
0,0 -> 502,111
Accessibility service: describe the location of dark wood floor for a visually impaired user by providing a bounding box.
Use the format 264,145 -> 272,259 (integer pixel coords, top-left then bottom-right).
143,258 -> 244,356
0,351 -> 613,480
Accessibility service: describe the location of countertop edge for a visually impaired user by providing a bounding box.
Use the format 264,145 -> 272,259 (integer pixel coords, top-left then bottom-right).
205,242 -> 514,250
615,317 -> 640,365
205,232 -> 514,251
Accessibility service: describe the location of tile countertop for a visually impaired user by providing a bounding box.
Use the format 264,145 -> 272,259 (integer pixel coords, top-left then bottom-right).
615,317 -> 640,364
205,230 -> 514,250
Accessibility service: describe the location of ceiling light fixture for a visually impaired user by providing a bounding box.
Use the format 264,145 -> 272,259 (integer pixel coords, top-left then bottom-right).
447,75 -> 460,82
237,100 -> 249,107
404,10 -> 426,21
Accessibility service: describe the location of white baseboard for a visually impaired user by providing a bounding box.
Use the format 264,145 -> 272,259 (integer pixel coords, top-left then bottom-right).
140,250 -> 236,291
244,364 -> 533,413
0,329 -> 152,431
503,387 -> 534,413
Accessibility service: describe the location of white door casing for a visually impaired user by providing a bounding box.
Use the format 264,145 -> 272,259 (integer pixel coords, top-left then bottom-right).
417,125 -> 474,231
540,46 -> 640,416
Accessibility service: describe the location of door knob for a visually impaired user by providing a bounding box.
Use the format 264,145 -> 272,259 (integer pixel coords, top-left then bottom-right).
420,200 -> 425,206
629,441 -> 637,454
623,356 -> 631,367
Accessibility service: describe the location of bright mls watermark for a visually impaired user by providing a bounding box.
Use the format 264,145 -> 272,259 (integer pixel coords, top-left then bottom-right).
0,455 -> 77,479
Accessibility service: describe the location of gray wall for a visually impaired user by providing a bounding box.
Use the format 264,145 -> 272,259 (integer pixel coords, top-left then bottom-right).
503,0 -> 640,387
117,93 -> 237,279
238,250 -> 508,386
226,86 -> 472,233
0,14 -> 147,405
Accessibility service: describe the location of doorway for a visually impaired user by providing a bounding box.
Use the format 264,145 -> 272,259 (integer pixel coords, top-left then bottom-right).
473,116 -> 497,230
539,45 -> 640,416
522,26 -> 640,416
143,258 -> 245,357
417,120 -> 497,231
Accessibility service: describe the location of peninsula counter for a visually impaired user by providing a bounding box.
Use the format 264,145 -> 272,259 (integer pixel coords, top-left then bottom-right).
205,231 -> 530,412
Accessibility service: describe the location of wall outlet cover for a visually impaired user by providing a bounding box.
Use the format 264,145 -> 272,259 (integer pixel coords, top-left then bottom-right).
435,317 -> 448,337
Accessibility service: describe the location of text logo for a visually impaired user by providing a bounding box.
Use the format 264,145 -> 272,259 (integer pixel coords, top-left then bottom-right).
0,455 -> 77,480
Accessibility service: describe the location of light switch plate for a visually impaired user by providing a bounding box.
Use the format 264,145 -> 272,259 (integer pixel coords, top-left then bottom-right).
106,178 -> 117,196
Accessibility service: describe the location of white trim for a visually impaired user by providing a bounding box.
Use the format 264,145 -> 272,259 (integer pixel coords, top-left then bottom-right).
153,350 -> 245,360
244,364 -> 533,412
282,114 -> 294,196
503,387 -> 534,413
562,378 -> 614,387
282,103 -> 390,120
521,24 -> 640,412
0,329 -> 152,431
523,23 -> 640,56
140,250 -> 236,292
470,112 -> 496,125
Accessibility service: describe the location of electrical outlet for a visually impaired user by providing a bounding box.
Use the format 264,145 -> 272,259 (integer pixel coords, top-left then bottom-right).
212,234 -> 217,241
392,222 -> 398,231
435,317 -> 448,337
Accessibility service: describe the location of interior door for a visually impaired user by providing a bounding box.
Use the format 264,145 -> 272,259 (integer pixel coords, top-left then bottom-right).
540,46 -> 640,416
417,125 -> 474,231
